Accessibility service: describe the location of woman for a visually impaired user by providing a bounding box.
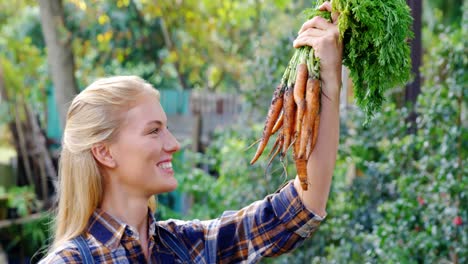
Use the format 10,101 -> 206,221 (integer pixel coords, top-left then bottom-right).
40,2 -> 342,263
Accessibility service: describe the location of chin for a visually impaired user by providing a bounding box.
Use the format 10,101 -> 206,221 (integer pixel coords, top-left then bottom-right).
165,180 -> 178,192
152,179 -> 178,194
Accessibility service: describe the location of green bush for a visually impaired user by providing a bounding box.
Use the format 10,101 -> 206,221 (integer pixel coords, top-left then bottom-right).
370,18 -> 467,263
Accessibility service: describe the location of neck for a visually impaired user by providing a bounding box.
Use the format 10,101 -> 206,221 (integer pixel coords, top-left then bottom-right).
100,181 -> 150,237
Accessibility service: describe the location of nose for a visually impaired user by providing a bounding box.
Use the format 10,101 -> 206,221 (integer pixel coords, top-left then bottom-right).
163,129 -> 181,153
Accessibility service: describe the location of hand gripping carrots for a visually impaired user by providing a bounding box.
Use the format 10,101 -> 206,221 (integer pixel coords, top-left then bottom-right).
250,0 -> 413,191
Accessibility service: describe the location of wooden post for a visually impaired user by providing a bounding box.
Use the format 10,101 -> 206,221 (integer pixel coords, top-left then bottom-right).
13,106 -> 35,188
192,113 -> 203,153
25,105 -> 57,203
405,0 -> 422,133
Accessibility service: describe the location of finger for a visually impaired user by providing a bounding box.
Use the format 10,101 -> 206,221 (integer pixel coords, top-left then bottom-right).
293,36 -> 318,49
331,12 -> 339,24
298,16 -> 331,34
318,1 -> 332,12
318,1 -> 339,24
297,28 -> 324,39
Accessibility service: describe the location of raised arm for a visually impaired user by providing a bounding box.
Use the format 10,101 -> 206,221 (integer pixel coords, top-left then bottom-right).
292,1 -> 342,217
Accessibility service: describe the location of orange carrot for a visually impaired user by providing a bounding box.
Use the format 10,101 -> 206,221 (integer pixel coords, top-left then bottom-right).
268,133 -> 283,166
271,111 -> 284,135
309,80 -> 321,151
295,105 -> 310,190
309,115 -> 320,158
295,159 -> 308,190
281,86 -> 296,156
293,63 -> 308,138
267,131 -> 283,160
294,128 -> 301,159
301,79 -> 320,157
298,105 -> 311,159
250,84 -> 285,165
298,78 -> 313,158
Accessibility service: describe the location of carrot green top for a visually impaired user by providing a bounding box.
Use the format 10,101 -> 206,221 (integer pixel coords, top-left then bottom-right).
305,0 -> 413,123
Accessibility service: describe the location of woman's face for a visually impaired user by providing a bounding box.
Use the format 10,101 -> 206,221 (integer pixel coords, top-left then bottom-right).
107,94 -> 181,196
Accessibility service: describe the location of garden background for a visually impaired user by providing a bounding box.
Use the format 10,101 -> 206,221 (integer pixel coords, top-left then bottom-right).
0,0 -> 466,263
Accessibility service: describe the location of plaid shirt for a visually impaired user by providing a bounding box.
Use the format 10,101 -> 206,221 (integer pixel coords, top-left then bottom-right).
40,181 -> 324,263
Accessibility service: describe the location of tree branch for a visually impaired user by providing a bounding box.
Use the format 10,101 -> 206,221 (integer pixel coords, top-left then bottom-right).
38,0 -> 78,129
159,16 -> 189,90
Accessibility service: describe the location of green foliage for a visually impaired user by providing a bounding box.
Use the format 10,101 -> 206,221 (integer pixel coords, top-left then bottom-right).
145,0 -> 299,91
0,213 -> 50,263
303,9 -> 331,22
0,5 -> 47,126
62,0 -> 167,87
424,0 -> 465,29
62,0 -> 296,91
331,0 -> 413,123
370,16 -> 467,263
2,186 -> 40,217
282,0 -> 413,124
0,185 -> 49,262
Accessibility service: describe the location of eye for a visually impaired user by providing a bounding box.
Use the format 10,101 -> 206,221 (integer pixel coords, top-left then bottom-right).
150,128 -> 161,135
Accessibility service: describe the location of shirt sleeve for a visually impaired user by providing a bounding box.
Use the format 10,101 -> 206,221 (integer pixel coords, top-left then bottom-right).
159,180 -> 325,263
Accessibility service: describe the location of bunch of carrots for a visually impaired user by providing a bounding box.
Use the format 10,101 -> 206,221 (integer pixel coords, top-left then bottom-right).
249,46 -> 322,190
250,0 -> 413,191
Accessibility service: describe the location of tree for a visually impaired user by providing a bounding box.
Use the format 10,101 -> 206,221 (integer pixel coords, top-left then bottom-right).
38,0 -> 78,129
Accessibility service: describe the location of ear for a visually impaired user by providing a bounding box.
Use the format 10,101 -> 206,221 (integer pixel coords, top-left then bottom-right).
91,143 -> 116,169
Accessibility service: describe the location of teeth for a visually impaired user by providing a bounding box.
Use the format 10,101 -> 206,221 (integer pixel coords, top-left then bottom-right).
158,162 -> 172,169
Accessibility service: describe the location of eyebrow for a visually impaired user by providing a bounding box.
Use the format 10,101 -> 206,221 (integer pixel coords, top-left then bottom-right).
145,120 -> 165,127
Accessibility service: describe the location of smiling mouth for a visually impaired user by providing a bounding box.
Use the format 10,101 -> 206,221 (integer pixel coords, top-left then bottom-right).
157,161 -> 173,170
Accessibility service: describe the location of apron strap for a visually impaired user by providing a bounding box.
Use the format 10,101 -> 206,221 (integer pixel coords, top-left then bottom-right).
72,235 -> 94,264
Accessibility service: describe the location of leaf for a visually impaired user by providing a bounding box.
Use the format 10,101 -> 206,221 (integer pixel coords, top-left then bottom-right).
273,0 -> 290,10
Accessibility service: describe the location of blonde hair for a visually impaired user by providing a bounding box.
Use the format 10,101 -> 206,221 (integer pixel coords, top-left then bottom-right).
51,75 -> 159,249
